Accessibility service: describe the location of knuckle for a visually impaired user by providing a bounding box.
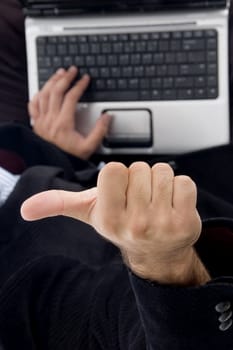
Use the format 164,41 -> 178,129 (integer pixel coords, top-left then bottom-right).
102,162 -> 127,177
129,162 -> 150,174
53,83 -> 64,95
40,90 -> 50,100
127,217 -> 149,240
152,162 -> 174,174
176,175 -> 196,192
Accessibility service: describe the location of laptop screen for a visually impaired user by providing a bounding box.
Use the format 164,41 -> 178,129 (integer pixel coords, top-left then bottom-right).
23,0 -> 228,14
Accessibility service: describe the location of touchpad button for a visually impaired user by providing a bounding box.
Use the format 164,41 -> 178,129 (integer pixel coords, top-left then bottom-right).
103,109 -> 152,148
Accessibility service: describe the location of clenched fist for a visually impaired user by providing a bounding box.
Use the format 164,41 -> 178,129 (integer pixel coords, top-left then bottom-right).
21,162 -> 209,285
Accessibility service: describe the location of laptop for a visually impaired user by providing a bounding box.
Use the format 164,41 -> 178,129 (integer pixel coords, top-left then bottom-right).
22,0 -> 230,155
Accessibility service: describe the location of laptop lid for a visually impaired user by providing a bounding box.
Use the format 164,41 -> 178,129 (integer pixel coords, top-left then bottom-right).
21,0 -> 228,17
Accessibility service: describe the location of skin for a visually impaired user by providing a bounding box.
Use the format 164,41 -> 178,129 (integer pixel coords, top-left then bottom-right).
21,162 -> 210,286
28,66 -> 111,160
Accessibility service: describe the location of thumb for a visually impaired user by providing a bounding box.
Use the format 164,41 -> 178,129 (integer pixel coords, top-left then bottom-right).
85,113 -> 112,154
20,188 -> 97,224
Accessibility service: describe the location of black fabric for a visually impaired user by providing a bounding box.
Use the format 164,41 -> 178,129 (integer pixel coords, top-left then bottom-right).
0,160 -> 233,349
0,0 -> 29,124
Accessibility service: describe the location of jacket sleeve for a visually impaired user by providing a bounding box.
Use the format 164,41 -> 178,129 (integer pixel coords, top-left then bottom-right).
129,272 -> 233,350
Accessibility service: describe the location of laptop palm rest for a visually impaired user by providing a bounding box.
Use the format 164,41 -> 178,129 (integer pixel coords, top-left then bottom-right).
103,109 -> 152,148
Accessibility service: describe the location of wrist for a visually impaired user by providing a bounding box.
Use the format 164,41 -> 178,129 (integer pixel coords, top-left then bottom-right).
123,248 -> 210,286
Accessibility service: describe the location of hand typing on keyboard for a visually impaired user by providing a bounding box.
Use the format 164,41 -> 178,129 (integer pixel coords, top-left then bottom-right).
28,66 -> 111,160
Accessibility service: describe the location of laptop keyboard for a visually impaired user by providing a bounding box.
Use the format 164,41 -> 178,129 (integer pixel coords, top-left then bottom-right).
37,29 -> 218,102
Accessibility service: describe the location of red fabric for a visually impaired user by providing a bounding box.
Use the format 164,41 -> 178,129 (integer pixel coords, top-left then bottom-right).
0,149 -> 26,174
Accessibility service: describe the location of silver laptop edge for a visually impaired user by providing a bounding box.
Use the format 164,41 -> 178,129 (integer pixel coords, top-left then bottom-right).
25,6 -> 230,155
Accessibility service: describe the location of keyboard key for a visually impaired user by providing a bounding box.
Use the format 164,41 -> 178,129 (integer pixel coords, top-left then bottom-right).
145,66 -> 156,76
106,79 -> 117,90
194,63 -> 206,75
69,44 -> 78,55
207,39 -> 217,50
95,79 -> 106,90
207,51 -> 217,62
63,56 -> 73,67
107,55 -> 118,66
172,31 -> 182,39
129,79 -> 139,89
74,56 -> 85,67
208,63 -> 217,75
38,68 -> 54,80
100,67 -> 110,78
180,64 -> 192,75
163,77 -> 174,89
205,30 -> 217,38
151,90 -> 162,100
178,89 -> 194,99
134,66 -> 144,77
89,68 -> 99,78
153,53 -> 164,64
170,40 -> 181,51
86,56 -> 96,66
183,39 -> 205,51
80,44 -> 89,55
90,43 -> 100,54
175,77 -> 193,88
57,44 -> 67,55
168,65 -> 179,76
38,57 -> 51,68
147,41 -> 158,52
131,54 -> 141,65
151,78 -> 162,89
78,36 -> 88,43
176,52 -> 187,63
140,79 -> 150,89
118,79 -> 128,90
194,31 -> 204,38
207,87 -> 218,98
119,54 -> 129,65
97,55 -> 107,66
194,76 -> 206,87
136,42 -> 147,52
101,43 -> 112,54
52,56 -> 62,68
188,52 -> 205,63
124,42 -> 135,53
183,31 -> 193,38
46,45 -> 56,56
84,91 -> 139,102
159,41 -> 169,51
111,67 -> 121,78
163,89 -> 176,100
195,88 -> 206,99
37,45 -> 45,56
165,53 -> 176,64
142,54 -> 153,65
122,66 -> 133,77
140,90 -> 152,100
208,76 -> 217,87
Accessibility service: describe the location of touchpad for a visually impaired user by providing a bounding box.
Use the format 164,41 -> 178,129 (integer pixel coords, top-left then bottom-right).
103,109 -> 152,148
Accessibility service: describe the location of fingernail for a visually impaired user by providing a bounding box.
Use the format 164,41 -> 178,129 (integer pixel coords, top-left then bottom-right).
56,68 -> 65,75
69,66 -> 77,73
83,74 -> 90,80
